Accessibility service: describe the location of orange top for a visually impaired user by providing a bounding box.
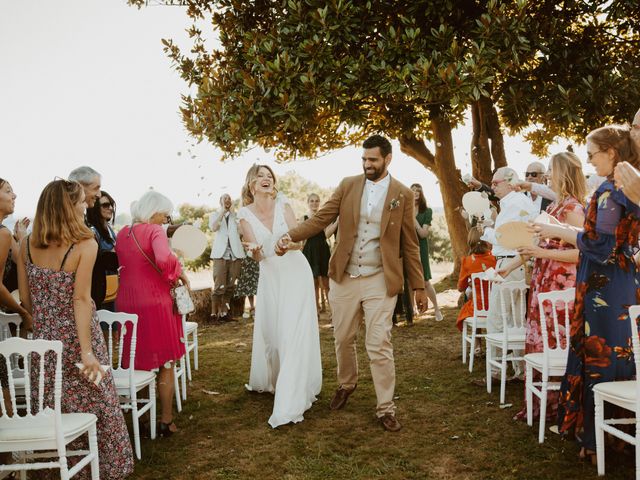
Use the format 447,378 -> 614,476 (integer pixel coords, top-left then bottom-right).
456,252 -> 497,331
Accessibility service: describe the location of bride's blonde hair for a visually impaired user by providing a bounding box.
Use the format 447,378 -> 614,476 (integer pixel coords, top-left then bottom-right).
242,164 -> 278,205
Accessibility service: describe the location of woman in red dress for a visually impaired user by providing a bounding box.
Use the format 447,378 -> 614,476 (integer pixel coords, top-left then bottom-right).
503,152 -> 586,421
116,190 -> 189,436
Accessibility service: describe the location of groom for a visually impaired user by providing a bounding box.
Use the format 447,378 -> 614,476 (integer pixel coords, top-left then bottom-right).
277,135 -> 427,431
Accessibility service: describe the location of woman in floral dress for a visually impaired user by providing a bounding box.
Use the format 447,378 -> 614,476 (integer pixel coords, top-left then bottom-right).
17,179 -> 133,479
506,152 -> 586,422
532,125 -> 640,461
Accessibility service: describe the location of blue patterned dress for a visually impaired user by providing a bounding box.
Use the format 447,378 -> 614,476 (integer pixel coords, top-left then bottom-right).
557,180 -> 640,451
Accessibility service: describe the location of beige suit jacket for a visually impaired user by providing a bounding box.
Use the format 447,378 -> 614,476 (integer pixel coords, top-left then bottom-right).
288,174 -> 424,296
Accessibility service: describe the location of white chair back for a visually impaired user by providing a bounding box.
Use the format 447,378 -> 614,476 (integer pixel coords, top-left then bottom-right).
470,272 -> 492,319
628,305 -> 640,417
497,280 -> 528,336
0,337 -> 63,420
537,288 -> 575,356
0,311 -> 22,341
96,310 -> 138,371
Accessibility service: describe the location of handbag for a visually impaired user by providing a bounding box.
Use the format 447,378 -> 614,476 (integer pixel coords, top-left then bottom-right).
104,273 -> 119,303
130,226 -> 195,315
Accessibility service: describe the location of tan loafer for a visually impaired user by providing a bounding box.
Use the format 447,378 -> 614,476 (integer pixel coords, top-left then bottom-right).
379,414 -> 402,432
329,385 -> 356,410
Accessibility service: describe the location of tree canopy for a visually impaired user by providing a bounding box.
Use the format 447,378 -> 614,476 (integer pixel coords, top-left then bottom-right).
130,0 -> 640,269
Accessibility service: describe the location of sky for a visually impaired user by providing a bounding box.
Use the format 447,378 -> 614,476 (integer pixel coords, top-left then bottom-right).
0,1 -> 592,220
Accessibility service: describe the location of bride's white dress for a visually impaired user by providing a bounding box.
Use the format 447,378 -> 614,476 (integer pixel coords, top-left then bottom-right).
237,194 -> 322,428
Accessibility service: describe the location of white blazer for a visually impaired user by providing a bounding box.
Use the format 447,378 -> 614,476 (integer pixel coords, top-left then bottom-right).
209,211 -> 245,259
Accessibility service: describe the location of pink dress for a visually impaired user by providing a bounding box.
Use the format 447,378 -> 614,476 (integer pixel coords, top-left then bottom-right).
116,224 -> 185,370
515,196 -> 584,421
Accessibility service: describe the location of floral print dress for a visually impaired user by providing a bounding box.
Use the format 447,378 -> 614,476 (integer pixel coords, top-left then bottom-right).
514,196 -> 584,421
557,181 -> 640,451
27,241 -> 134,479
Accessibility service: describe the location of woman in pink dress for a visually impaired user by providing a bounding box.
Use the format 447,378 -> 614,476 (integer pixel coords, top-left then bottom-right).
17,179 -> 133,479
116,190 -> 188,436
502,152 -> 586,421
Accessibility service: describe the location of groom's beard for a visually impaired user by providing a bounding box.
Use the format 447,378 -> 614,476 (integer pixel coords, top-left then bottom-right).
364,166 -> 385,181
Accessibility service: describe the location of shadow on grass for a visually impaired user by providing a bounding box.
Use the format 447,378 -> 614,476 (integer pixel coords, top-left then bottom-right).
130,310 -> 634,480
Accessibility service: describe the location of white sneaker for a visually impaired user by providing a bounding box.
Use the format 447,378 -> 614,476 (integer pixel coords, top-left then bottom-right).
242,312 -> 250,319
434,310 -> 444,322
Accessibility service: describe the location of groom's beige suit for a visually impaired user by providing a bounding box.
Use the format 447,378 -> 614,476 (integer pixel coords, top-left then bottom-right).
288,173 -> 424,416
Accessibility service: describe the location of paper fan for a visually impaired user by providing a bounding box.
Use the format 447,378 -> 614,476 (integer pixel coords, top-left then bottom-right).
462,191 -> 491,217
171,225 -> 208,260
495,221 -> 535,249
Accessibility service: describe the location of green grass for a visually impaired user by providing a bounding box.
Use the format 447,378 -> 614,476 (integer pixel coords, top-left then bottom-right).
130,308 -> 634,480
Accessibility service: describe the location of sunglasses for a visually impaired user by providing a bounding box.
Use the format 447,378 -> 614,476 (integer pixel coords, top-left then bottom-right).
100,202 -> 113,209
587,150 -> 605,161
525,172 -> 543,178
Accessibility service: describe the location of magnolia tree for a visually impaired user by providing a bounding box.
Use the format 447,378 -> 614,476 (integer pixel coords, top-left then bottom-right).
131,0 -> 640,270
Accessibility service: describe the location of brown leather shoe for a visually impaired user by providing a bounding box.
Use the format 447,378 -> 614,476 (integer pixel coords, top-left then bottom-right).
379,414 -> 402,432
329,385 -> 356,410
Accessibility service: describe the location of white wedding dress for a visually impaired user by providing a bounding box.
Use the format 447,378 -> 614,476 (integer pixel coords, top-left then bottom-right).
238,193 -> 322,428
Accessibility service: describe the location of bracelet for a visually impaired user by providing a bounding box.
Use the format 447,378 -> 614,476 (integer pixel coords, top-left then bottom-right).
82,352 -> 94,357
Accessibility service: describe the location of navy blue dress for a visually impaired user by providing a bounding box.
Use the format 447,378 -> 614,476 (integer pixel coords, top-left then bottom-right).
557,180 -> 640,450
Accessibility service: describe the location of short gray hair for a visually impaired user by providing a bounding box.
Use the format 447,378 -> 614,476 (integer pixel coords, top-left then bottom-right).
68,166 -> 101,185
494,167 -> 520,184
131,190 -> 174,223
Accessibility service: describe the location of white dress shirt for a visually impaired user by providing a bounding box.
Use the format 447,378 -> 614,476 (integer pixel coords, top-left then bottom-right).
481,191 -> 538,257
364,173 -> 391,216
530,183 -> 557,202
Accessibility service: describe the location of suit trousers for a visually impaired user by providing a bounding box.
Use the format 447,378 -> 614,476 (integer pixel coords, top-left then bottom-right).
212,258 -> 241,314
329,271 -> 398,417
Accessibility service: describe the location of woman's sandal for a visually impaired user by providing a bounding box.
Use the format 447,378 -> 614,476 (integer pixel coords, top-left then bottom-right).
579,448 -> 597,465
159,422 -> 178,437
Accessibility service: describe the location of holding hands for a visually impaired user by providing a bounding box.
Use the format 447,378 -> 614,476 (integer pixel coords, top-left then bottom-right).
275,233 -> 291,256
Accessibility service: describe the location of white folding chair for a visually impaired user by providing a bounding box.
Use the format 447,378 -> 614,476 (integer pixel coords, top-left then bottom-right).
0,313 -> 26,408
97,310 -> 156,460
462,272 -> 492,372
174,355 -> 187,410
181,314 -> 199,381
486,280 -> 528,405
0,312 -> 22,341
594,305 -> 640,478
524,287 -> 574,443
0,338 -> 99,480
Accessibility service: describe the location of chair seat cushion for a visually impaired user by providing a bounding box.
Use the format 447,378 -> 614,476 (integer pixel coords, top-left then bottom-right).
593,380 -> 636,402
184,321 -> 198,334
0,411 -> 96,442
524,352 -> 568,370
113,369 -> 156,390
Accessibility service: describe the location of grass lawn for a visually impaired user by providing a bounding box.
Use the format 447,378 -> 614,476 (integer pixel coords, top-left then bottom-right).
130,295 -> 634,479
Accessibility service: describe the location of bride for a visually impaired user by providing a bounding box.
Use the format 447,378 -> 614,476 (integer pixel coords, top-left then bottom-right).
237,164 -> 322,428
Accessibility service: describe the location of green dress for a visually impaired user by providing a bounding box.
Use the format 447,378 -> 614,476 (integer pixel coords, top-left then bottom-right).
416,208 -> 432,281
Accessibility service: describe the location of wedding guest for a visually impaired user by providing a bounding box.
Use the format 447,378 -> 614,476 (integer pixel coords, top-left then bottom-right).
302,193 -> 331,314
209,193 -> 245,321
69,166 -> 118,309
87,190 -> 118,311
532,124 -> 640,462
502,152 -> 586,422
116,190 -> 188,436
16,179 -> 133,478
523,161 -> 553,213
456,226 -> 496,334
479,167 -> 538,382
411,183 -> 442,321
0,178 -> 30,321
234,255 -> 259,318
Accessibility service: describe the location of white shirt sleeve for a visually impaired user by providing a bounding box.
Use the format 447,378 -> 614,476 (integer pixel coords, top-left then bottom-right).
530,183 -> 557,201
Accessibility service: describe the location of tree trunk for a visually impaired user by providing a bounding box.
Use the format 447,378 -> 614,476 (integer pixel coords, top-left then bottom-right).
470,97 -> 507,184
399,116 -> 469,278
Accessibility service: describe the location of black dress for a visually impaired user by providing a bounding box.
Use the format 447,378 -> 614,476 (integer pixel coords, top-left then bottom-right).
301,215 -> 331,277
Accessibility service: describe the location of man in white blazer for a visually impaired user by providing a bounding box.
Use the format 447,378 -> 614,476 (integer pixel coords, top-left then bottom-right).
209,194 -> 245,320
